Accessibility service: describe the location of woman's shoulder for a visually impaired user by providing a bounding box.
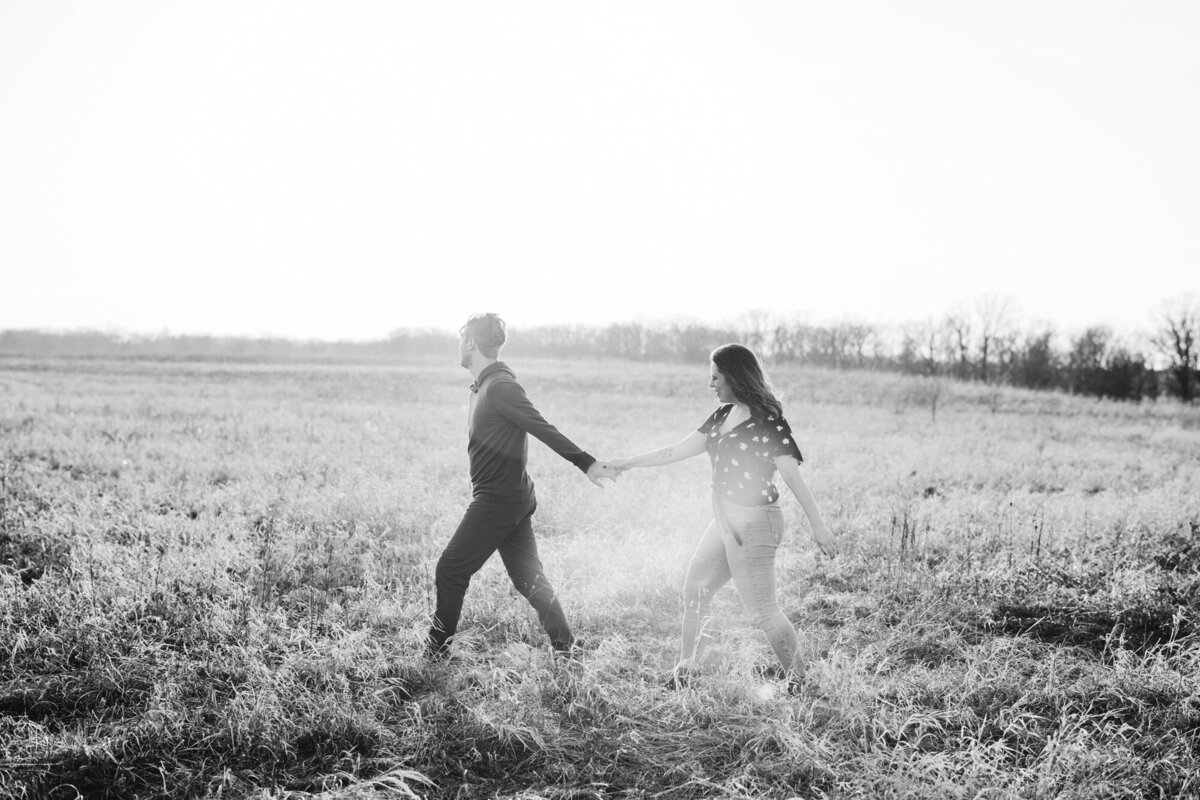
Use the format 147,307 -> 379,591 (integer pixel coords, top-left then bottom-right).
756,409 -> 795,433
698,404 -> 733,430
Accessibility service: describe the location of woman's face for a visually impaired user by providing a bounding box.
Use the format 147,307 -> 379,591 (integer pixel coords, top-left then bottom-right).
709,363 -> 736,404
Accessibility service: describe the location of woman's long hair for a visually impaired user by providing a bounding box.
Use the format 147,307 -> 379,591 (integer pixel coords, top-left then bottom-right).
711,343 -> 783,421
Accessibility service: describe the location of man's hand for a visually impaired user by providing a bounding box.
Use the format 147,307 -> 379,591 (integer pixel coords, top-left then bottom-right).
586,461 -> 621,488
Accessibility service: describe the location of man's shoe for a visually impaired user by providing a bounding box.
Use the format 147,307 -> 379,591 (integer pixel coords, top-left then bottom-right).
424,642 -> 451,664
663,668 -> 694,690
552,642 -> 589,665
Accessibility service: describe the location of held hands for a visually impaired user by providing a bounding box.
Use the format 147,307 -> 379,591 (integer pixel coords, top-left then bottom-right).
586,461 -> 623,488
586,455 -> 638,488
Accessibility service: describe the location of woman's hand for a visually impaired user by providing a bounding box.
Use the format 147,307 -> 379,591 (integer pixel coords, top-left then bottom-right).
586,461 -> 621,487
811,524 -> 837,558
608,457 -> 635,472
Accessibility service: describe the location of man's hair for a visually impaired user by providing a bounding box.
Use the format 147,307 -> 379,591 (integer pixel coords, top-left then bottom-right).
461,313 -> 507,358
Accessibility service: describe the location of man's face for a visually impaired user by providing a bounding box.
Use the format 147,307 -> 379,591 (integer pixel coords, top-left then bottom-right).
458,331 -> 472,369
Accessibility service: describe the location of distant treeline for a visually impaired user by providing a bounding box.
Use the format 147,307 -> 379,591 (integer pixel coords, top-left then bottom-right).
0,328 -> 451,362
3,295 -> 1197,403
500,296 -> 1198,404
504,324 -> 1195,405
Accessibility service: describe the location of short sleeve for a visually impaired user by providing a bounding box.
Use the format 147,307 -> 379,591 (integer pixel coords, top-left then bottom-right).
697,406 -> 728,436
760,415 -> 804,463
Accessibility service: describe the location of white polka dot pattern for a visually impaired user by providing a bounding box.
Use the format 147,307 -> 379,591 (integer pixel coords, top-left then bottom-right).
695,404 -> 804,505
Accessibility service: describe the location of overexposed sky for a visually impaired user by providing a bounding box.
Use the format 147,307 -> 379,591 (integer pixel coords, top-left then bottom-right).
1,1 -> 1197,340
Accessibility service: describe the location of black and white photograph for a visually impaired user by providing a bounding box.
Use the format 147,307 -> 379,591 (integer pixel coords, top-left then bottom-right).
2,2 -> 1198,798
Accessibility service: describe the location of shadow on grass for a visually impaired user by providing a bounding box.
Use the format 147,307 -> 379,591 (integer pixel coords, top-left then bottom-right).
990,604 -> 1194,653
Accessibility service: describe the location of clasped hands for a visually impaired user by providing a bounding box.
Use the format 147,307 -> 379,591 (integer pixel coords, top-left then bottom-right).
585,459 -> 630,488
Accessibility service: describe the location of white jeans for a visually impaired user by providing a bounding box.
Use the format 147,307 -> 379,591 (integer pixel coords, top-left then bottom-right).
679,499 -> 802,675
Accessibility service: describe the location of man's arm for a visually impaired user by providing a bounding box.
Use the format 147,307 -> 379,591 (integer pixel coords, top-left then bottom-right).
488,377 -> 596,473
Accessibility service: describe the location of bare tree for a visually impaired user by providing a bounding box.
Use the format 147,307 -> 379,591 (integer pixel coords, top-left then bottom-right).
975,295 -> 1017,384
604,323 -> 643,360
899,317 -> 942,376
1066,326 -> 1155,401
771,322 -> 799,362
1068,326 -> 1113,396
811,324 -> 848,368
1012,326 -> 1059,390
736,309 -> 774,356
840,321 -> 876,369
1152,294 -> 1200,403
671,323 -> 719,363
943,310 -> 974,381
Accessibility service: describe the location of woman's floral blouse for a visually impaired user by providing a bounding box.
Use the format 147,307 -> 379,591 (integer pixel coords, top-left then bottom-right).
698,404 -> 804,506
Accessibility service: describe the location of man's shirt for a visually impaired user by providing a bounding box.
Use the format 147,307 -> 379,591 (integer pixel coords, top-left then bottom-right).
467,362 -> 595,501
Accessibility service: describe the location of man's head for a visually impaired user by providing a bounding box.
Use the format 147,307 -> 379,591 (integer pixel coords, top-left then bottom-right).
459,312 -> 506,368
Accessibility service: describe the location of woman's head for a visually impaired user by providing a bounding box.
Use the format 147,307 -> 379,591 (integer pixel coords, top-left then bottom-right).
710,343 -> 782,420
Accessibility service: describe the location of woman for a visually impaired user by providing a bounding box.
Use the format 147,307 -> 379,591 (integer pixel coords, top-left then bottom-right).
611,344 -> 837,691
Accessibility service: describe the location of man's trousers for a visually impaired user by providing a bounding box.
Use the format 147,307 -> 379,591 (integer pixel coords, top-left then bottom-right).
428,494 -> 573,655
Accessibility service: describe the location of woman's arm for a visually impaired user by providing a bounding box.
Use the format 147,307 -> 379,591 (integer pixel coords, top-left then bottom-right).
776,455 -> 837,557
611,431 -> 708,470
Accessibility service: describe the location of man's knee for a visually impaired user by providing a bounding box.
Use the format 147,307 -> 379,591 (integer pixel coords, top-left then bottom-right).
509,571 -> 553,602
435,553 -> 472,593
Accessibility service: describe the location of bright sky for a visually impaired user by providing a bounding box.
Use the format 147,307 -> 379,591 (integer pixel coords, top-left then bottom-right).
1,2 -> 1197,341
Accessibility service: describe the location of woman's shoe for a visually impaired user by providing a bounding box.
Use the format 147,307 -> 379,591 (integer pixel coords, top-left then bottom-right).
786,673 -> 824,697
753,663 -> 786,680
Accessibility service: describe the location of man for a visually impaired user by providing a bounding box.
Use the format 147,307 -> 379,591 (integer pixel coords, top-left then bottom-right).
427,312 -> 616,659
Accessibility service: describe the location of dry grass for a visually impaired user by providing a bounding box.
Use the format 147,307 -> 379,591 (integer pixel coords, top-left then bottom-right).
1,354 -> 1198,799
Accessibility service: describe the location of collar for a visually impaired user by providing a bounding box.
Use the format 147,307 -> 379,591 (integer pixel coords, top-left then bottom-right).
469,361 -> 512,393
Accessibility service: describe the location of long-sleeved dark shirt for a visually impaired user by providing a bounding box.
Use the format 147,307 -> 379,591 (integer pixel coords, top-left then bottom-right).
467,362 -> 595,501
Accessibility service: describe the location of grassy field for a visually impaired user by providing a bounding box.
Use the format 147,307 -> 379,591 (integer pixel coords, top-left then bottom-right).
2,354 -> 1199,799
